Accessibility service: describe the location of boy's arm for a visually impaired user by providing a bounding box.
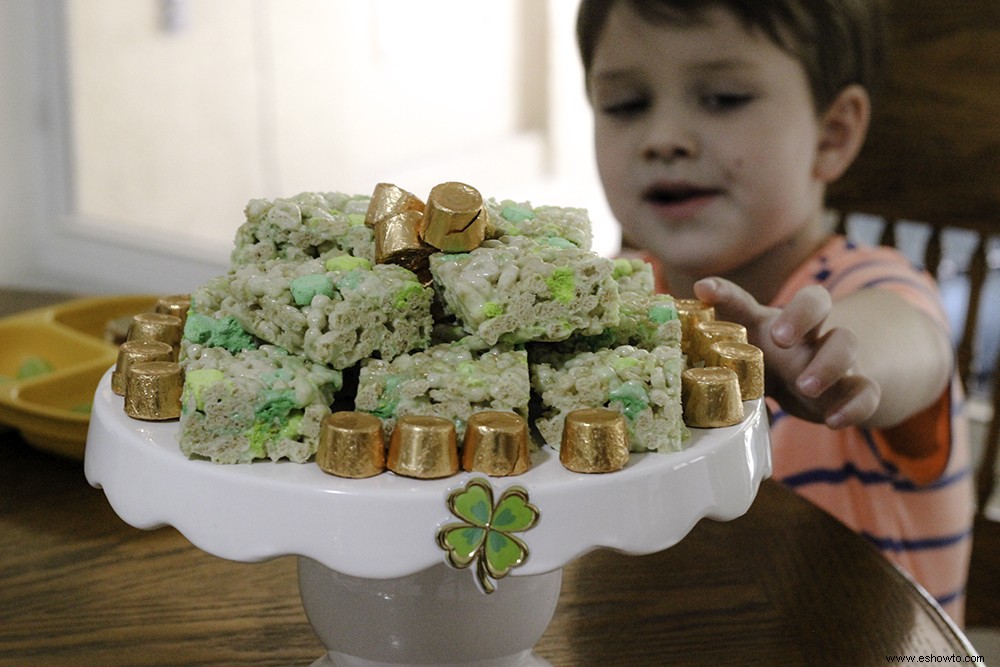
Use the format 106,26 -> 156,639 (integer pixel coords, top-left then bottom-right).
693,277 -> 953,434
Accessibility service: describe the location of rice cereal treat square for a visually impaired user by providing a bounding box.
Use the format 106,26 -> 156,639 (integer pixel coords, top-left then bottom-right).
182,275 -> 261,355
220,258 -> 433,369
179,344 -> 343,464
612,292 -> 682,350
189,274 -> 230,316
354,342 -> 530,440
611,258 -> 656,296
541,291 -> 681,355
604,259 -> 681,350
529,344 -> 687,453
429,235 -> 621,346
231,192 -> 376,267
486,199 -> 593,251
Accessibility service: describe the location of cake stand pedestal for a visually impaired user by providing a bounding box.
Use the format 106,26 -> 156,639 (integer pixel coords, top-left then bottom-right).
85,369 -> 770,666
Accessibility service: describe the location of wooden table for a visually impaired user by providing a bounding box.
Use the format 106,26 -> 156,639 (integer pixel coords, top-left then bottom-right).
0,290 -> 980,666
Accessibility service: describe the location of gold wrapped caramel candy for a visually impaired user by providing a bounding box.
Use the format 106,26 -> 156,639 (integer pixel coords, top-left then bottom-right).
111,339 -> 175,396
419,181 -> 488,252
374,210 -> 435,281
124,360 -> 183,421
681,367 -> 744,428
674,298 -> 715,356
708,341 -> 764,400
126,312 -> 183,358
462,411 -> 530,476
559,408 -> 629,473
691,320 -> 747,367
316,411 -> 386,478
387,415 -> 459,479
365,182 -> 425,227
155,294 -> 191,328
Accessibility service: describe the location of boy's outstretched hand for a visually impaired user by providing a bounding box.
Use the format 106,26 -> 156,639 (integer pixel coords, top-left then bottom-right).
693,277 -> 881,429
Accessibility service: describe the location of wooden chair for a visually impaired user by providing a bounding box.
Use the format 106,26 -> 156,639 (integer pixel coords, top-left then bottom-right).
825,0 -> 1000,628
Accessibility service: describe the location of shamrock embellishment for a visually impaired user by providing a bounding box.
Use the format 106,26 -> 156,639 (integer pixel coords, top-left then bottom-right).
437,477 -> 540,594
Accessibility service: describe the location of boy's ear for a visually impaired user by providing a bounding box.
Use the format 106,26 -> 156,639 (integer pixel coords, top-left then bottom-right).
814,84 -> 871,183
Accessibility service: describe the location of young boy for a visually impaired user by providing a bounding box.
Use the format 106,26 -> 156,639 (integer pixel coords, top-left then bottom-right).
577,0 -> 974,624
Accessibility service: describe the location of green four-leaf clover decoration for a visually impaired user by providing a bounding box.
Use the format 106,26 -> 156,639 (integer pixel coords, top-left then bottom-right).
436,477 -> 540,594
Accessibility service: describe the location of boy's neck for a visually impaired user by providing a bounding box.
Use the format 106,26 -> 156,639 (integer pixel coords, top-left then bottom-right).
660,224 -> 832,305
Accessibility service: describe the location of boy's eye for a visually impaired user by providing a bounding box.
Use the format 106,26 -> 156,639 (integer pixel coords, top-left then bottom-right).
598,97 -> 650,118
700,93 -> 753,111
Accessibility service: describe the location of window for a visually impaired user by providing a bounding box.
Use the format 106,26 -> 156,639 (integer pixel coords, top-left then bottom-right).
27,0 -> 617,293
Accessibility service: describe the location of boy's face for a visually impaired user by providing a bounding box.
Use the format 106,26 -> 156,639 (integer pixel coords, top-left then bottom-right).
589,3 -> 827,278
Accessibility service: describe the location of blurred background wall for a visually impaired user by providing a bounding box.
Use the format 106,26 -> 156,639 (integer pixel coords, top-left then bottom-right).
0,1 -> 39,286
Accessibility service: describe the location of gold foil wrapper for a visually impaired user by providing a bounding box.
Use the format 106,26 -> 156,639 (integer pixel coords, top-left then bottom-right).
681,367 -> 744,428
708,341 -> 764,400
316,411 -> 386,478
155,294 -> 191,328
365,182 -> 425,227
111,340 -> 175,396
559,408 -> 629,473
126,312 -> 183,358
675,298 -> 715,356
462,411 -> 530,476
691,320 -> 747,367
419,181 -> 487,252
124,361 -> 183,421
387,415 -> 459,479
374,210 -> 435,282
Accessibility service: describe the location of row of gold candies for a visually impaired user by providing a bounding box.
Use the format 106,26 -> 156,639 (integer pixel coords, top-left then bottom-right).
675,299 -> 764,428
110,296 -> 190,419
316,405 -> 633,480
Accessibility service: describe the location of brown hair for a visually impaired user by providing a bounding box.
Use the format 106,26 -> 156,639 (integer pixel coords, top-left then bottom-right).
576,0 -> 886,111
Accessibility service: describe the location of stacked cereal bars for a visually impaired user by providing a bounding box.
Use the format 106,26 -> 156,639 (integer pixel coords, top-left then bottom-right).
174,183 -> 689,465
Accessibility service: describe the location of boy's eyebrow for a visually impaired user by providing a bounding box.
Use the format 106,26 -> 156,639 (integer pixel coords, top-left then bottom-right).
688,58 -> 760,74
590,58 -> 759,82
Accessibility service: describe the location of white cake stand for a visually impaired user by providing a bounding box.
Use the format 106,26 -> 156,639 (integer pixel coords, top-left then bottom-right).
85,368 -> 771,667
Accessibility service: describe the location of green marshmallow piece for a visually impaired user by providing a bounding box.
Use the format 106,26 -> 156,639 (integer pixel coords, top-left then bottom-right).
184,314 -> 255,354
608,380 -> 650,420
538,237 -> 576,250
610,356 -> 640,372
325,255 -> 371,272
185,368 -> 226,411
545,267 -> 576,304
612,258 -> 635,279
500,205 -> 535,223
393,282 -> 424,310
482,301 -> 504,318
649,304 -> 678,323
290,274 -> 335,306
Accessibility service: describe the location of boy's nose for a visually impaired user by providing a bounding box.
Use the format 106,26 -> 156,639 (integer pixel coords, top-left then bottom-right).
642,117 -> 698,162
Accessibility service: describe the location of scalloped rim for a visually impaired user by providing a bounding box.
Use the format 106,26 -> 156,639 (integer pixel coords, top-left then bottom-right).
85,368 -> 771,578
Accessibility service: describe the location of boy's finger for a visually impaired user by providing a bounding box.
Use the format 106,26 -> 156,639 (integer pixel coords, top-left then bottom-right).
823,375 -> 881,429
692,277 -> 769,326
795,327 -> 859,397
770,285 -> 832,346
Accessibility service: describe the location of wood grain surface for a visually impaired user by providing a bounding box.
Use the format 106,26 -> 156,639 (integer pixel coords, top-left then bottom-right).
0,436 -> 976,666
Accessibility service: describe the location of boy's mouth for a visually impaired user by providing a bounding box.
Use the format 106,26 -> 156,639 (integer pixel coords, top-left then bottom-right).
642,184 -> 720,204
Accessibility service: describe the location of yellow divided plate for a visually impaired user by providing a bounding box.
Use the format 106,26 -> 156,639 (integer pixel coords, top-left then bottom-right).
0,295 -> 160,459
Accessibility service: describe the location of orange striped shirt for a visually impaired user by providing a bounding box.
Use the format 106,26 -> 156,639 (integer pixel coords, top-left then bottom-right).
637,236 -> 975,625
